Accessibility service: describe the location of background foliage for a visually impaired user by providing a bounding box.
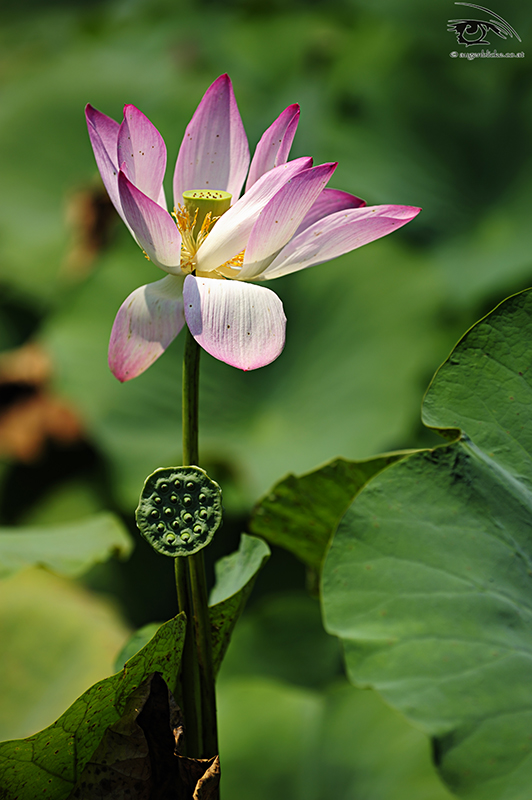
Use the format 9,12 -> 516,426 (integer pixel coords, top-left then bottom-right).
0,0 -> 530,796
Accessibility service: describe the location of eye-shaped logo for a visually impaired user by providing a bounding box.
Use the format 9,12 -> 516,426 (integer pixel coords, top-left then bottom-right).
448,3 -> 521,47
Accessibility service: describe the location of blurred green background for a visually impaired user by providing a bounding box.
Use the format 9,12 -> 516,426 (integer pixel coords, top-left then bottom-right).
0,0 -> 530,796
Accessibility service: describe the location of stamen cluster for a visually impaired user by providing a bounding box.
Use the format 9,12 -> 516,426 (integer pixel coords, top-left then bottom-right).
172,205 -> 217,275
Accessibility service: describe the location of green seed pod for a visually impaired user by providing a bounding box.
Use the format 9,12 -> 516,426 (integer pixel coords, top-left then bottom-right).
135,466 -> 222,557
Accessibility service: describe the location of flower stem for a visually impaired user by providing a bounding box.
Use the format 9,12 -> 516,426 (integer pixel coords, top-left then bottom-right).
179,326 -> 219,758
182,325 -> 200,467
188,549 -> 218,756
175,557 -> 202,755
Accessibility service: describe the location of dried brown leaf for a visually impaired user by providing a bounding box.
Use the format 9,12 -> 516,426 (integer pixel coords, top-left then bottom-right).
68,672 -> 220,800
0,343 -> 82,461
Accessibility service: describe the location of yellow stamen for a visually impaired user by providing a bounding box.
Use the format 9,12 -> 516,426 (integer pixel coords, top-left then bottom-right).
172,189 -> 245,279
217,249 -> 245,279
172,204 -> 203,274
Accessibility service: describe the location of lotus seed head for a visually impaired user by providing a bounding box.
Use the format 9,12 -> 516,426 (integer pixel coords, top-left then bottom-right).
137,466 -> 222,556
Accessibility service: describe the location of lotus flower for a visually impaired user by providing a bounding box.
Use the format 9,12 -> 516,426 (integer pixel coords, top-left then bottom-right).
86,74 -> 420,381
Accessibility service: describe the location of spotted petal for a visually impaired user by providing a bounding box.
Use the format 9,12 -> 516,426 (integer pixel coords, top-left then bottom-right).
294,188 -> 366,236
173,74 -> 249,205
109,275 -> 185,382
118,171 -> 181,272
261,205 -> 421,280
195,157 -> 313,274
118,105 -> 167,208
239,162 -> 337,280
183,275 -> 286,371
85,104 -> 127,227
246,104 -> 300,191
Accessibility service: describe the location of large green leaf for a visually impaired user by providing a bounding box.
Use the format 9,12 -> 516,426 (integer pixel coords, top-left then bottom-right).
0,614 -> 185,800
322,289 -> 532,800
113,622 -> 163,672
0,512 -> 133,579
209,533 -> 270,674
0,568 -> 129,742
250,454 -> 411,570
217,592 -> 454,800
218,678 -> 456,800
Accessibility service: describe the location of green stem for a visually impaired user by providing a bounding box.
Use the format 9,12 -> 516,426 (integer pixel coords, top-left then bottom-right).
189,550 -> 219,756
182,325 -> 200,466
174,558 -> 202,756
179,326 -> 218,757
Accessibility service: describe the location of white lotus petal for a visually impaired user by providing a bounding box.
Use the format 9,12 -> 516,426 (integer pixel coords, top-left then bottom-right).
183,275 -> 286,370
173,74 -> 249,204
261,205 -> 421,280
109,275 -> 185,382
118,171 -> 182,272
239,162 -> 337,280
195,157 -> 313,274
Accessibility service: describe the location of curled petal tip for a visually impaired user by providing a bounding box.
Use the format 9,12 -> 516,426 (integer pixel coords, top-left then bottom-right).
396,205 -> 422,219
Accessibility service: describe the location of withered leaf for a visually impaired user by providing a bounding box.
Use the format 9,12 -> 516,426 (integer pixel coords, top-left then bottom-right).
68,672 -> 220,800
0,343 -> 82,461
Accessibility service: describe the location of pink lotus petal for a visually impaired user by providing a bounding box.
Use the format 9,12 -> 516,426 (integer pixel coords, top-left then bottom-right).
109,275 -> 185,382
173,74 -> 249,205
183,275 -> 286,370
294,188 -> 366,236
261,205 -> 422,280
86,104 -> 127,227
246,104 -> 300,191
195,157 -> 313,274
118,171 -> 181,272
239,162 -> 337,280
118,105 -> 167,208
